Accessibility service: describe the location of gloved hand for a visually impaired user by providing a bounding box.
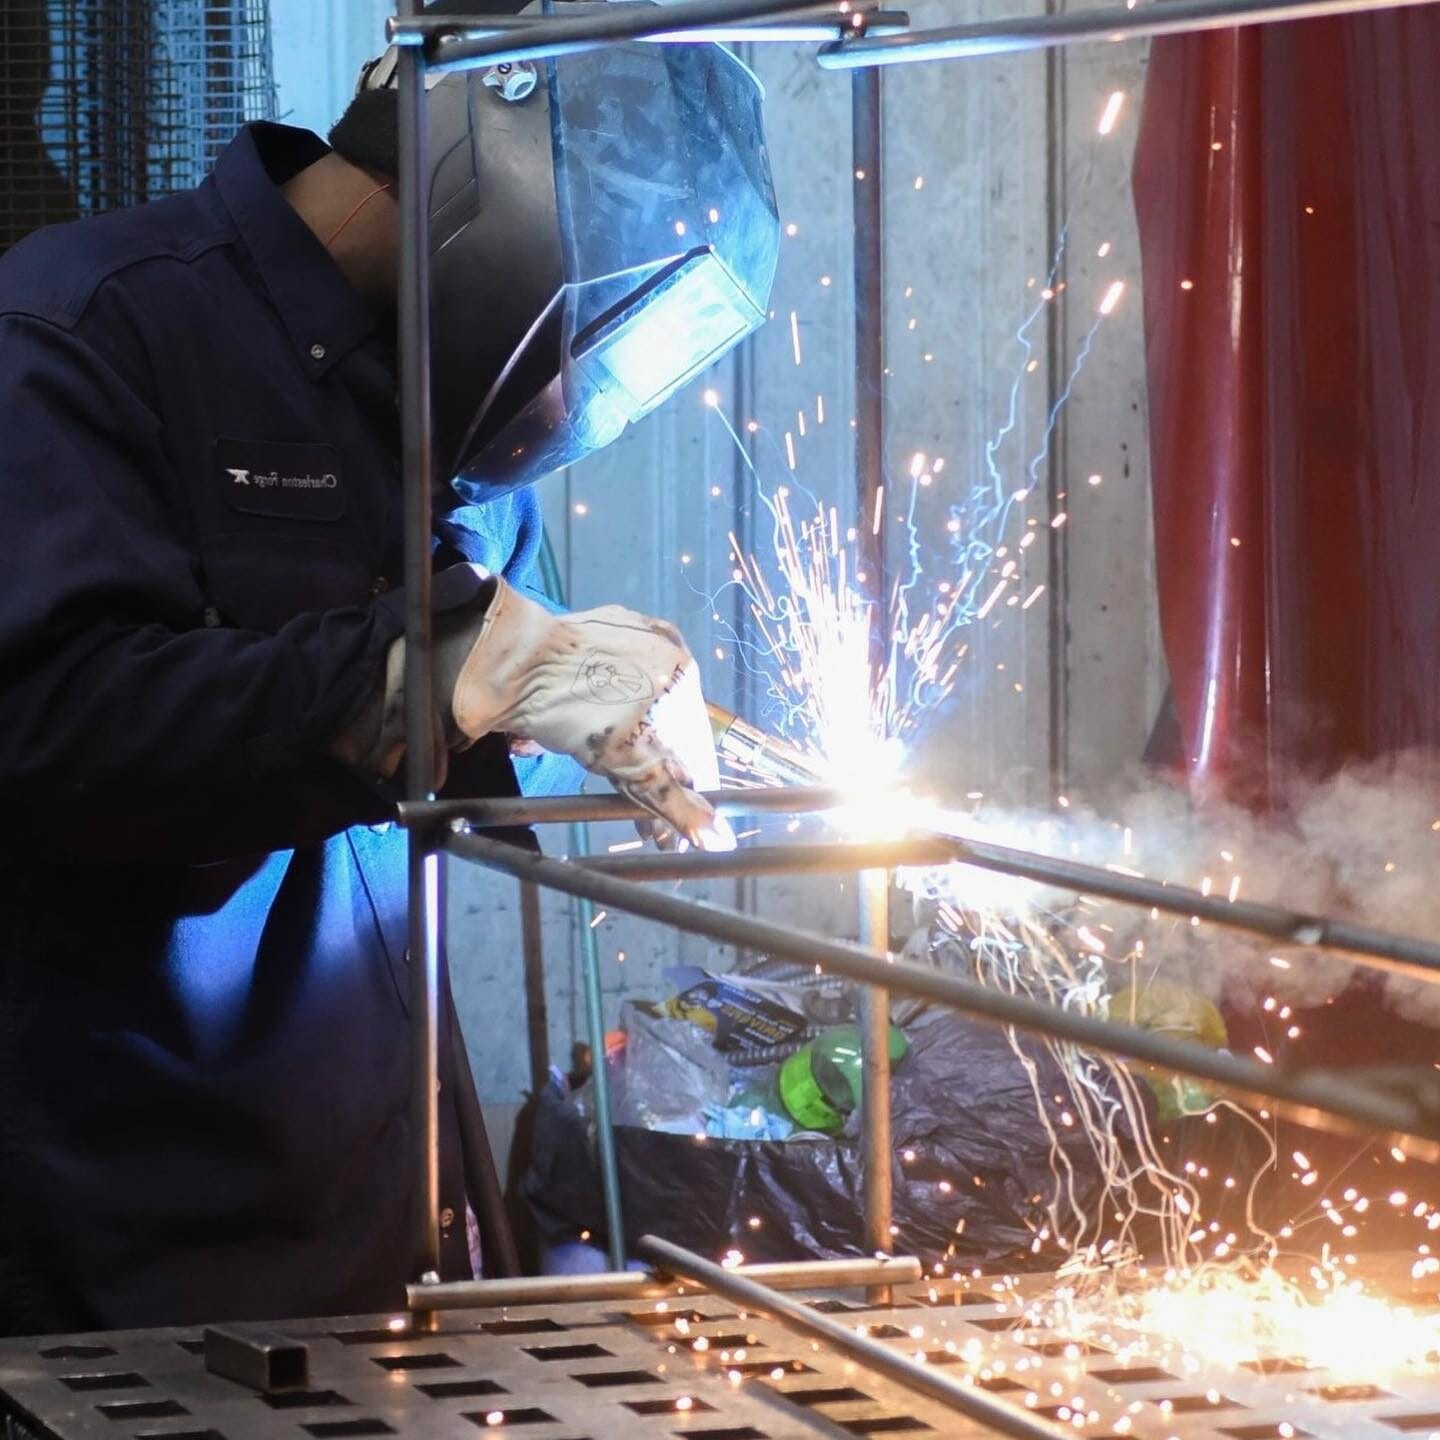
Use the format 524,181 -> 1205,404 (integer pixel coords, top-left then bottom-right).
439,575 -> 734,851
333,567 -> 735,850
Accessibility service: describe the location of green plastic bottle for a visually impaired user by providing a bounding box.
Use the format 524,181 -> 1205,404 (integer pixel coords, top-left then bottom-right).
777,1024 -> 908,1134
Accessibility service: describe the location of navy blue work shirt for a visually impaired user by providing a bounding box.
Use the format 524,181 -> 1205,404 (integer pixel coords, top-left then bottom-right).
0,122 -> 577,1334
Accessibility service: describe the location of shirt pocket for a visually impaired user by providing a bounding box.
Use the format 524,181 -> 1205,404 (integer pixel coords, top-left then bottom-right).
199,528 -> 375,633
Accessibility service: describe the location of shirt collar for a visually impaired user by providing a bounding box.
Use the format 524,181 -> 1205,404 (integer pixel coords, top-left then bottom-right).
210,122 -> 378,379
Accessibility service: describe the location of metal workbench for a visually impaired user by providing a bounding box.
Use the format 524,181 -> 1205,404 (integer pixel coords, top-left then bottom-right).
4,1255 -> 1439,1440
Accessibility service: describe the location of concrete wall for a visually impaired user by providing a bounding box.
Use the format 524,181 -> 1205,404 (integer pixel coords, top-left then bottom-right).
272,4 -> 1167,1105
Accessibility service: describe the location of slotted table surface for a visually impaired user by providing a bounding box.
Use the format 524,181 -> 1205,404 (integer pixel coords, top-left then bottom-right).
3,1269 -> 1440,1440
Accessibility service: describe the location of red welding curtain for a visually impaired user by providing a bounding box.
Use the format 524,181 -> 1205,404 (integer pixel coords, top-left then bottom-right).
1134,10 -> 1440,809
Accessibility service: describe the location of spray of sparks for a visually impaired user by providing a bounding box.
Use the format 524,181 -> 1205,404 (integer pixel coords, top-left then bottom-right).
677,87 -> 1440,1389
710,505 -> 1440,1374
906,815 -> 1440,1377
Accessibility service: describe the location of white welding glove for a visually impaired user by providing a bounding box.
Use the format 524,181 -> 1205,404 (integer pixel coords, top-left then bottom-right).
445,576 -> 733,851
334,567 -> 735,850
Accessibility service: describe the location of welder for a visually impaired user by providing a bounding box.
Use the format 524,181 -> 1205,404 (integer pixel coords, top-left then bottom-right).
0,17 -> 778,1334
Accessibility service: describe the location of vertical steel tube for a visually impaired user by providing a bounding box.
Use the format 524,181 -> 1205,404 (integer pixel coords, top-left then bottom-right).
858,868 -> 893,1300
396,16 -> 442,1313
852,66 -> 886,615
569,822 -> 628,1272
1043,8 -> 1069,801
519,882 -> 551,1096
852,65 -> 894,1291
446,1000 -> 523,1278
730,175 -> 760,962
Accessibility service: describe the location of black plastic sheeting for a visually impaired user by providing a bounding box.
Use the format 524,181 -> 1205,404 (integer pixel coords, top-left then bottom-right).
523,1005 -> 1130,1264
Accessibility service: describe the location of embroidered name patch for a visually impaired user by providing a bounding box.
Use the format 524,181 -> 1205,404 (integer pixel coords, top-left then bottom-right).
214,437 -> 346,522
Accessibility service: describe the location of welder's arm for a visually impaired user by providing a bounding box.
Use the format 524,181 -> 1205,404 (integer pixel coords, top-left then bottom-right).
334,568 -> 734,851
0,315 -> 405,863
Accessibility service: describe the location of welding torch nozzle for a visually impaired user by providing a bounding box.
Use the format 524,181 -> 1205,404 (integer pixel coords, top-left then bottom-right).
706,703 -> 825,787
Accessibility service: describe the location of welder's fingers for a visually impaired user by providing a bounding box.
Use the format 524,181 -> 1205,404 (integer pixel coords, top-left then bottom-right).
616,774 -> 735,852
604,737 -> 735,852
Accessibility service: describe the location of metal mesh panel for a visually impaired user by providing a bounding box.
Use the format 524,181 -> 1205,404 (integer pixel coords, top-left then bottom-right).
0,1 -> 82,251
147,1 -> 278,200
0,0 -> 276,254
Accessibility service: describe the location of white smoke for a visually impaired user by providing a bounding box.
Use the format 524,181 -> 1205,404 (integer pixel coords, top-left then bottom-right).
907,750 -> 1440,1026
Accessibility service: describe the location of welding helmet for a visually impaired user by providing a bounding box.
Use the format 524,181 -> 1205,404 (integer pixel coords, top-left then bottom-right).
360,3 -> 779,504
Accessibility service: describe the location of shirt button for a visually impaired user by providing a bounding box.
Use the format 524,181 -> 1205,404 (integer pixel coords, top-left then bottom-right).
310,342 -> 327,360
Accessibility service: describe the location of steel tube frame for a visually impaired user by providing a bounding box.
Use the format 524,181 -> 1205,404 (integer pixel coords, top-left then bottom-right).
406,1254 -> 922,1311
577,834 -> 1440,985
445,830 -> 1440,1152
816,0 -> 1440,69
638,1235 -> 1070,1440
390,7 -> 1440,1415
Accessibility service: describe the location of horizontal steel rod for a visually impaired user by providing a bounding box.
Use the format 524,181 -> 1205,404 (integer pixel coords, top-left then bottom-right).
388,3 -> 892,37
948,830 -> 1440,985
817,0 -> 1440,69
637,1235 -> 1068,1440
389,5 -> 907,49
398,784 -> 842,829
579,836 -> 958,878
445,831 -> 1440,1153
408,1254 -> 922,1311
413,0 -> 853,70
586,19 -> 899,42
580,833 -> 1440,987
